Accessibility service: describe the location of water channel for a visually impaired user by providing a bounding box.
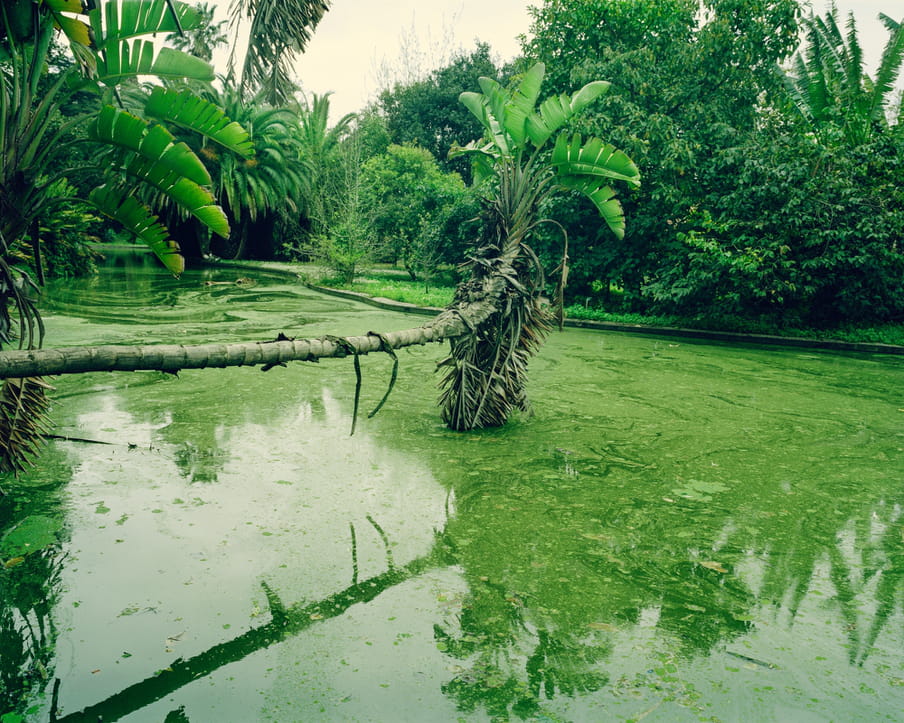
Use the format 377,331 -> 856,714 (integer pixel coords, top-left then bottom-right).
1,251 -> 902,722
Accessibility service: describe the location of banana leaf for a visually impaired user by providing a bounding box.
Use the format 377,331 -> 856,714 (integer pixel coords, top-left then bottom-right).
144,87 -> 255,159
88,185 -> 184,275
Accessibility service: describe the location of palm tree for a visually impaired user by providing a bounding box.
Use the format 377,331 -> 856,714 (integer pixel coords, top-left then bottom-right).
785,7 -> 904,145
439,62 -> 640,430
193,80 -> 310,259
295,92 -> 356,238
228,0 -> 331,106
166,1 -> 228,62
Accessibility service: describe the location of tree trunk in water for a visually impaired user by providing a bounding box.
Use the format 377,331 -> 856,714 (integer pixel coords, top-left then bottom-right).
0,290 -> 513,378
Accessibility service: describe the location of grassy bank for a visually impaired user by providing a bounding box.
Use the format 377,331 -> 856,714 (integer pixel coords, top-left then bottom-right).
306,267 -> 904,348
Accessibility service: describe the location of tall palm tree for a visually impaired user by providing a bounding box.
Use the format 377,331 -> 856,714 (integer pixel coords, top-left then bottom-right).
785,7 -> 904,145
228,0 -> 331,106
295,92 -> 356,238
440,62 -> 640,430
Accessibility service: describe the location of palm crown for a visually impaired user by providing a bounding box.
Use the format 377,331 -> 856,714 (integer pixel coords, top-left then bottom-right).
450,62 -> 640,240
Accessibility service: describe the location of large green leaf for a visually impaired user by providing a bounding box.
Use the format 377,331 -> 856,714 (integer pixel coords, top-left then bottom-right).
144,87 -> 255,158
459,89 -> 510,157
524,81 -> 610,149
97,41 -> 214,83
569,80 -> 611,116
556,175 -> 626,240
121,155 -> 230,237
90,0 -> 201,48
88,185 -> 184,275
870,14 -> 904,122
459,91 -> 489,127
90,105 -> 212,186
551,133 -> 641,187
504,62 -> 545,145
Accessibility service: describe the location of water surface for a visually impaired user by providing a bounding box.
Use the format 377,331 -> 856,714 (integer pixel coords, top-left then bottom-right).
2,253 -> 902,721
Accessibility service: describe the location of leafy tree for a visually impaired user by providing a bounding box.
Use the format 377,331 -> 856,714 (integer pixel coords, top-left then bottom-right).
440,62 -> 640,430
360,144 -> 471,279
522,0 -> 802,306
640,6 -> 904,327
378,43 -> 505,179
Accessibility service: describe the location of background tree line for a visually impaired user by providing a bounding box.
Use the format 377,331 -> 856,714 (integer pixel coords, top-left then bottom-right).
11,0 -> 904,331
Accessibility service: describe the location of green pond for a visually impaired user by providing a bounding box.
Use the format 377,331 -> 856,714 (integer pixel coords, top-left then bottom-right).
2,252 -> 903,722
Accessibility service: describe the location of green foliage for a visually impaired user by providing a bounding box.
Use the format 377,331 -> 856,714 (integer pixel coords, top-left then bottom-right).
785,7 -> 904,146
165,2 -> 227,62
32,182 -> 103,279
186,82 -> 306,260
230,0 -> 330,105
0,0 -> 251,284
294,93 -> 356,240
378,43 -> 504,179
671,130 -> 904,326
523,0 -> 802,305
360,145 -> 473,278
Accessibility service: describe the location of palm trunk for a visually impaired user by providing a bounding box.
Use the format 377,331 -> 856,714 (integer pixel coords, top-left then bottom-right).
0,286 -> 517,378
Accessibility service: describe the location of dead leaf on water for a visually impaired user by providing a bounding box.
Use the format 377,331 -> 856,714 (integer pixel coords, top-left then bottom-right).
587,622 -> 618,632
164,632 -> 185,652
699,561 -> 728,573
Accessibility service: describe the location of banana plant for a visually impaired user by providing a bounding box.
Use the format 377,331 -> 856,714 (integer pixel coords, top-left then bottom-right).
439,62 -> 639,431
451,62 -> 640,240
1,0 -> 253,285
0,0 -> 253,473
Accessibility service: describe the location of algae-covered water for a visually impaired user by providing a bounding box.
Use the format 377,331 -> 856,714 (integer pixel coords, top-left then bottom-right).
2,252 -> 902,722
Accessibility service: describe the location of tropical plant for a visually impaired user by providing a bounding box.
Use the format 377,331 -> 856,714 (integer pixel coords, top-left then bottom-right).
439,62 -> 640,430
183,80 -> 309,260
294,92 -> 356,239
0,0 -> 254,472
785,7 -> 904,146
228,0 -> 331,106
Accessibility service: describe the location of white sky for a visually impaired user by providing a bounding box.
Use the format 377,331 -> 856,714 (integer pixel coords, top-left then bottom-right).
210,0 -> 902,121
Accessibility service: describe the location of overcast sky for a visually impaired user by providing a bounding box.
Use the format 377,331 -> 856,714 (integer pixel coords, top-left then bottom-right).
212,1 -> 903,121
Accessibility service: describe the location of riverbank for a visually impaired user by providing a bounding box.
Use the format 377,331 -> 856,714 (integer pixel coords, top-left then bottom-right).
208,258 -> 904,355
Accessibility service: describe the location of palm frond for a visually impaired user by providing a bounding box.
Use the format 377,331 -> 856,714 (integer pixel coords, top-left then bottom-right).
0,377 -> 54,474
870,13 -> 904,122
230,0 -> 330,105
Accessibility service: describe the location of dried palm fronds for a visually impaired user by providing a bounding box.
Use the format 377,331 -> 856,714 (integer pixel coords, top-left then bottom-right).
438,161 -> 555,431
0,377 -> 54,475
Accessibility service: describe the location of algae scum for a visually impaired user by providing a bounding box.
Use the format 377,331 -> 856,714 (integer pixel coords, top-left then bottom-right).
2,253 -> 903,722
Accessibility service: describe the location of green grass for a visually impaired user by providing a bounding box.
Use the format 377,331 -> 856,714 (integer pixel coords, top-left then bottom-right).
307,268 -> 903,347
316,275 -> 456,308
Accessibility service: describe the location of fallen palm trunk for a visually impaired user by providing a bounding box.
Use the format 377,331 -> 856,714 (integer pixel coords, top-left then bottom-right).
0,287 -> 506,378
0,263 -> 524,472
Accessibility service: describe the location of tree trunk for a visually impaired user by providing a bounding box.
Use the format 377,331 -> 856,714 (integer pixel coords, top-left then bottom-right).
0,292 -> 509,378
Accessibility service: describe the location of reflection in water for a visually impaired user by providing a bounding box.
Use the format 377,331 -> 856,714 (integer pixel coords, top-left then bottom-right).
0,449 -> 72,718
1,255 -> 902,720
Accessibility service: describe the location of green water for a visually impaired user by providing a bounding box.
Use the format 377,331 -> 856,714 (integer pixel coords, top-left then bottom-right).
2,254 -> 902,722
